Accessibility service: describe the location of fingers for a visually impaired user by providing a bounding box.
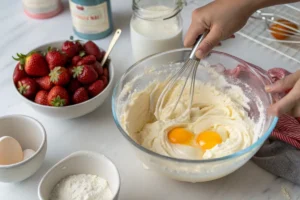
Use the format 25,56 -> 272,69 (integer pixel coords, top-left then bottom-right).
184,20 -> 206,48
195,26 -> 223,59
268,80 -> 300,116
265,70 -> 300,93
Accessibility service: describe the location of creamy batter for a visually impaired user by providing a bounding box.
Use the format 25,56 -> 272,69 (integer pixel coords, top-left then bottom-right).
121,76 -> 255,160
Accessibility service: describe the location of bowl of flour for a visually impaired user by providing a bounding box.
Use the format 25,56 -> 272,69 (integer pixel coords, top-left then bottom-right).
38,151 -> 120,200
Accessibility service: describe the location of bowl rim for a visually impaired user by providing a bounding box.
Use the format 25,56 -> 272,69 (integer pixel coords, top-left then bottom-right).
112,48 -> 279,164
0,115 -> 47,168
38,150 -> 120,200
13,41 -> 114,109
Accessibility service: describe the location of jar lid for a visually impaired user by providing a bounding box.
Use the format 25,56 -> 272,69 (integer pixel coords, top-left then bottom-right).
133,0 -> 186,20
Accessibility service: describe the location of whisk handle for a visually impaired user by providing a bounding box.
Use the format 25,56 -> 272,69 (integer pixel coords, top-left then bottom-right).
189,30 -> 208,60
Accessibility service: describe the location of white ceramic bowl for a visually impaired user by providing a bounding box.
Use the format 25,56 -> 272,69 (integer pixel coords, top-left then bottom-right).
38,151 -> 120,200
0,115 -> 47,183
13,41 -> 114,119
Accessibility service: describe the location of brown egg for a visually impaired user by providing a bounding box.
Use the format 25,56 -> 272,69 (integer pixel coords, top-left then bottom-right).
0,136 -> 23,165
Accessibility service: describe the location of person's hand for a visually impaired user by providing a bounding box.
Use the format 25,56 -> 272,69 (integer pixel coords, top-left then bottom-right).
184,0 -> 256,59
265,70 -> 300,117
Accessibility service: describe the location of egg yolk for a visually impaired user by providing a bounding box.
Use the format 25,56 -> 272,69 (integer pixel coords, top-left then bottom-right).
196,131 -> 222,150
168,128 -> 194,145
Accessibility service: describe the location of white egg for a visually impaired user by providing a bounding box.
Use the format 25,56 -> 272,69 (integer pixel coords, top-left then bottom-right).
23,149 -> 35,161
0,136 -> 23,165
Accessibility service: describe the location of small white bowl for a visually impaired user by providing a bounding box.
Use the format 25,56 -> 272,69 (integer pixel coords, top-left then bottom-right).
0,115 -> 47,183
38,151 -> 120,200
13,41 -> 115,119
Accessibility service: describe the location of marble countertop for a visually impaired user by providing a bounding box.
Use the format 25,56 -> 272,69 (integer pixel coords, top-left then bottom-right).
1,0 -> 300,199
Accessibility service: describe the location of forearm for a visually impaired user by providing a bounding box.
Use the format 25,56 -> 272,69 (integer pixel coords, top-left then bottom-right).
250,0 -> 300,11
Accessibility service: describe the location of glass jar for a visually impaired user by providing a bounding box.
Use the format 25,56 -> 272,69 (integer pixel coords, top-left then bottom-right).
130,0 -> 185,62
69,0 -> 113,40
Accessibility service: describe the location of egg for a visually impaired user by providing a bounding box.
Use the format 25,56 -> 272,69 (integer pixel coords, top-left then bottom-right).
23,149 -> 35,161
168,127 -> 194,145
196,130 -> 222,150
0,136 -> 23,165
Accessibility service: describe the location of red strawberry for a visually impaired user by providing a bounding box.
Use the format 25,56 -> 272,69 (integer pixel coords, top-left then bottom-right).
17,77 -> 38,98
49,66 -> 70,86
88,80 -> 105,97
103,67 -> 109,77
72,65 -> 98,84
83,41 -> 105,61
62,41 -> 78,58
72,87 -> 89,104
35,76 -> 54,90
72,56 -> 82,66
101,76 -> 108,86
35,90 -> 48,105
68,79 -> 82,94
48,86 -> 69,107
92,61 -> 103,76
45,48 -> 67,70
77,55 -> 96,65
75,41 -> 84,52
13,52 -> 49,76
13,63 -> 27,85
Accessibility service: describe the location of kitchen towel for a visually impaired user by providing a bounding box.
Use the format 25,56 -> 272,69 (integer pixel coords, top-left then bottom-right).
252,68 -> 300,185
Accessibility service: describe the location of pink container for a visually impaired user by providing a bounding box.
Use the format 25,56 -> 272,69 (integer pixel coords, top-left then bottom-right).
22,0 -> 63,19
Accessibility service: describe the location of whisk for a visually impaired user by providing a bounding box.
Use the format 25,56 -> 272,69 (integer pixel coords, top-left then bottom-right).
155,32 -> 208,120
251,10 -> 300,40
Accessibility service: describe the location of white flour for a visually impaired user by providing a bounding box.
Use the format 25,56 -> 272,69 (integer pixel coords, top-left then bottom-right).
49,174 -> 113,200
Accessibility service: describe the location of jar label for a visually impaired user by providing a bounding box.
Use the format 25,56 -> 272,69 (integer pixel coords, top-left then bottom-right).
22,0 -> 60,13
70,1 -> 109,34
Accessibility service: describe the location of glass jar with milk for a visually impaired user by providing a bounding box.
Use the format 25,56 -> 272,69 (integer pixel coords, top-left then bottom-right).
130,0 -> 185,62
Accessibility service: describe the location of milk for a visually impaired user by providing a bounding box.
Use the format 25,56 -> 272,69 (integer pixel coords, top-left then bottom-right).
130,6 -> 183,62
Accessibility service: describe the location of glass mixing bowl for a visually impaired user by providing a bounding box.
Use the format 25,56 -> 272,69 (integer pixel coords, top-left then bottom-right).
112,49 -> 278,183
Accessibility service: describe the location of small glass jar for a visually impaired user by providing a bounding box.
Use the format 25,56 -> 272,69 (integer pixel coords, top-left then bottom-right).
22,0 -> 63,19
69,0 -> 113,40
130,0 -> 185,62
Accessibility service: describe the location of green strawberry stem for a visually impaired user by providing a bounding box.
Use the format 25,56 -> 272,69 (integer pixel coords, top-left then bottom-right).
18,82 -> 30,94
51,96 -> 66,107
79,51 -> 85,57
49,67 -> 62,83
72,66 -> 83,78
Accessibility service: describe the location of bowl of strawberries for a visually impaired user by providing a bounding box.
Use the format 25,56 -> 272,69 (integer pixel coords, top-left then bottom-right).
12,40 -> 114,119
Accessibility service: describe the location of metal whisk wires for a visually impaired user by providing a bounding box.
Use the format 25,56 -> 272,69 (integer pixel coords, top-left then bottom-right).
155,32 -> 208,120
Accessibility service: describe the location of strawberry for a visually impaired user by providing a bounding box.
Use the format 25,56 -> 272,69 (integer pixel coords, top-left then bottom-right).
93,61 -> 103,76
101,76 -> 108,86
17,77 -> 38,98
46,48 -> 67,70
35,90 -> 48,105
49,66 -> 70,86
75,41 -> 84,52
62,41 -> 78,58
72,87 -> 89,104
72,56 -> 82,66
35,76 -> 54,90
13,52 -> 49,77
48,86 -> 69,107
88,80 -> 105,97
68,79 -> 82,94
13,63 -> 27,85
83,41 -> 104,61
77,55 -> 96,65
103,67 -> 109,77
72,65 -> 98,84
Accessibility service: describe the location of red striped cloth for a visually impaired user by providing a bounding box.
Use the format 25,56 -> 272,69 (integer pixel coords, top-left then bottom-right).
267,68 -> 300,149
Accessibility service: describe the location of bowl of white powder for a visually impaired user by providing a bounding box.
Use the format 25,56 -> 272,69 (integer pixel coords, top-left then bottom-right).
38,151 -> 120,200
112,48 -> 278,183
